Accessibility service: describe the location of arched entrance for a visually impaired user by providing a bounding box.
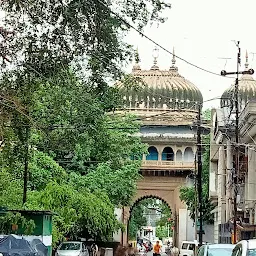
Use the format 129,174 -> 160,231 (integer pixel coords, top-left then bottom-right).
121,172 -> 188,246
127,196 -> 173,244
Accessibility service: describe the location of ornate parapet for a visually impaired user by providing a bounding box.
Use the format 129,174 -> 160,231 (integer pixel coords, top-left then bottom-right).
141,160 -> 195,170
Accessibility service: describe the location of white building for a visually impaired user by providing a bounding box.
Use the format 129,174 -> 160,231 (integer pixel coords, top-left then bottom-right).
209,53 -> 256,243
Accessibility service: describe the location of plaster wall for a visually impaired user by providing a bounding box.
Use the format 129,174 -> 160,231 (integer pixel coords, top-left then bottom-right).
217,146 -> 226,225
113,208 -> 123,243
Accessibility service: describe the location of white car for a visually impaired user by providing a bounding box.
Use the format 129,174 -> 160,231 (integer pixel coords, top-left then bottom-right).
197,243 -> 234,256
231,239 -> 256,256
179,241 -> 198,256
56,241 -> 89,256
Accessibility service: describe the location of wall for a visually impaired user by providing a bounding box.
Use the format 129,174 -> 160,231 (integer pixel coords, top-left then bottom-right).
178,209 -> 196,248
113,208 -> 123,243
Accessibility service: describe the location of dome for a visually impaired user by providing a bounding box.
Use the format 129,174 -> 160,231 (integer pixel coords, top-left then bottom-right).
119,49 -> 203,113
221,53 -> 256,110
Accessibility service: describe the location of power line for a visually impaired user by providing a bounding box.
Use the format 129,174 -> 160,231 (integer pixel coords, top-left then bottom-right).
96,0 -> 235,79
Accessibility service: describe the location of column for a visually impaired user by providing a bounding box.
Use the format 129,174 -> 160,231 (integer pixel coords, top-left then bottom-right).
247,148 -> 256,202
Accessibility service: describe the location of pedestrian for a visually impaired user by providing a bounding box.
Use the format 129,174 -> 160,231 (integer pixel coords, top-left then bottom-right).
127,243 -> 136,256
153,241 -> 161,256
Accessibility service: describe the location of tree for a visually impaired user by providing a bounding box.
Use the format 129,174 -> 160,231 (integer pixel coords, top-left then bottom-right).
179,134 -> 214,223
0,0 -> 172,245
0,69 -> 146,244
1,0 -> 170,83
128,204 -> 147,240
25,181 -> 121,243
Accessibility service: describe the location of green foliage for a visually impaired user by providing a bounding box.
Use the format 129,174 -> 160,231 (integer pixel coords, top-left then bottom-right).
129,204 -> 147,240
179,134 -> 214,224
0,169 -> 23,209
203,109 -> 211,121
29,150 -> 67,190
0,0 -> 171,246
69,162 -> 142,206
1,0 -> 171,82
25,181 -> 121,242
156,226 -> 170,240
0,212 -> 35,235
128,199 -> 172,240
155,203 -> 172,227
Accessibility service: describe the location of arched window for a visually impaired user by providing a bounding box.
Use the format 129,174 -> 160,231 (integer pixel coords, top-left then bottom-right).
184,147 -> 194,162
162,147 -> 174,161
146,146 -> 159,160
176,150 -> 182,162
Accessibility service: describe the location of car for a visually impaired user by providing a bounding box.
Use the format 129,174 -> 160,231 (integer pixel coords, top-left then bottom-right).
231,239 -> 256,256
56,241 -> 89,256
180,241 -> 198,256
197,243 -> 235,256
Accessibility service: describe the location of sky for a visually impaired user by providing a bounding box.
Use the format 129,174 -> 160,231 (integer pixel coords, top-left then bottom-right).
125,0 -> 256,109
1,1 -> 256,110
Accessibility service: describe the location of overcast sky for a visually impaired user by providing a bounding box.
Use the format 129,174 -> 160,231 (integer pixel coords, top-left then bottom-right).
1,1 -> 256,109
125,0 -> 256,109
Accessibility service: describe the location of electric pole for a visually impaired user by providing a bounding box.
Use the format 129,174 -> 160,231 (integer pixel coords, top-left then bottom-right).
221,41 -> 254,243
197,103 -> 204,246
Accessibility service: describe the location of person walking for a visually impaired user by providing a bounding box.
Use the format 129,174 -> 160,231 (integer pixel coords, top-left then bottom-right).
153,241 -> 161,256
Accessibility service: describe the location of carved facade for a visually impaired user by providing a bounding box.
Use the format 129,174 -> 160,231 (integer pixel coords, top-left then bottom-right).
116,49 -> 203,246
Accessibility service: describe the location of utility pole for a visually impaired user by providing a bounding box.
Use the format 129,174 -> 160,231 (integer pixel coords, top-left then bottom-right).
221,41 -> 254,243
194,154 -> 198,241
197,103 -> 204,246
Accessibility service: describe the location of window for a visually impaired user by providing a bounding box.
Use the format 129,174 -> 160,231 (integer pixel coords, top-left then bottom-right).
188,244 -> 195,251
182,243 -> 189,249
197,246 -> 205,256
59,242 -> 81,250
184,147 -> 194,162
146,146 -> 158,160
162,147 -> 174,161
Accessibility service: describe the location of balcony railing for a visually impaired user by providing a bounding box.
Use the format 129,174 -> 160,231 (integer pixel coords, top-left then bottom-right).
141,160 -> 195,170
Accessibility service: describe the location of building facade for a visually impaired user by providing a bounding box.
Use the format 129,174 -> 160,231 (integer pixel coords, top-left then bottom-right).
116,49 -> 206,246
209,54 -> 256,243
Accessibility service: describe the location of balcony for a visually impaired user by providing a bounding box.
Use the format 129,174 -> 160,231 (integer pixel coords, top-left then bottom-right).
141,160 -> 195,170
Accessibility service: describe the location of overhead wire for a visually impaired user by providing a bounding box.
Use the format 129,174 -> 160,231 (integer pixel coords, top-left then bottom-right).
95,0 -> 236,79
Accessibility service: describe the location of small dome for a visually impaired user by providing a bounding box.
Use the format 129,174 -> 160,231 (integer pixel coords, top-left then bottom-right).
221,54 -> 256,110
118,50 -> 203,113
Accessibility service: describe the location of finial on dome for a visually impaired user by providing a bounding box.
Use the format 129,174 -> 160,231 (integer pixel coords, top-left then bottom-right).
172,47 -> 176,66
132,47 -> 141,72
169,46 -> 178,71
150,46 -> 159,70
245,50 -> 249,70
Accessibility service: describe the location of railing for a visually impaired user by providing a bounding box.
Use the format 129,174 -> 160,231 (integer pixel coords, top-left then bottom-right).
141,160 -> 195,169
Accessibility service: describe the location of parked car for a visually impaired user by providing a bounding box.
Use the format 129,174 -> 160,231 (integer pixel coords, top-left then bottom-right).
56,241 -> 89,256
180,241 -> 198,256
197,243 -> 235,256
231,239 -> 256,256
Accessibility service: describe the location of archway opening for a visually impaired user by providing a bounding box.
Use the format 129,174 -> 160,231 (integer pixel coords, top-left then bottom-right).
146,146 -> 159,160
184,147 -> 194,162
162,147 -> 174,161
176,150 -> 182,162
128,196 -> 173,245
